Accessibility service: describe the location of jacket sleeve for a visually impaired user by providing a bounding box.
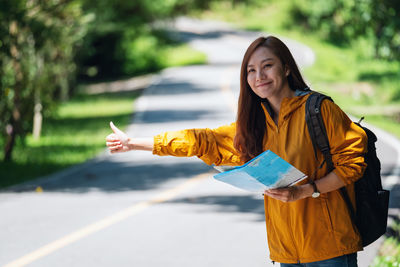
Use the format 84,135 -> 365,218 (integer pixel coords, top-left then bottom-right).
321,100 -> 368,185
152,123 -> 241,166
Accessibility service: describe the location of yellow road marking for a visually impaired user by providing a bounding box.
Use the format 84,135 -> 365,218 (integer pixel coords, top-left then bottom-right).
3,173 -> 210,267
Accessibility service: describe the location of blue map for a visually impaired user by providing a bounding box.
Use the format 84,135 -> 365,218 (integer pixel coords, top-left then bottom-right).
213,150 -> 307,193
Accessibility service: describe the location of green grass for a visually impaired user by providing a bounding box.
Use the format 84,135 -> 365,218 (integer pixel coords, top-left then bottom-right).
372,220 -> 400,267
0,91 -> 140,188
161,43 -> 207,67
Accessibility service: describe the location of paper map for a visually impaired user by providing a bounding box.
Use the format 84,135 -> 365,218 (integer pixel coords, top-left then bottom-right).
213,150 -> 307,193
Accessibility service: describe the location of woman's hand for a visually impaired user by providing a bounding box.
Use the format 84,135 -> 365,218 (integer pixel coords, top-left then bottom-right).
264,171 -> 346,203
106,121 -> 131,153
264,184 -> 313,203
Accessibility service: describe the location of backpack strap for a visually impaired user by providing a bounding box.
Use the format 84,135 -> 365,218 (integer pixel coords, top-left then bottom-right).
305,92 -> 357,223
305,92 -> 334,172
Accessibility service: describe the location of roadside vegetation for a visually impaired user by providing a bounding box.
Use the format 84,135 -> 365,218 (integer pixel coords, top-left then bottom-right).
373,219 -> 400,266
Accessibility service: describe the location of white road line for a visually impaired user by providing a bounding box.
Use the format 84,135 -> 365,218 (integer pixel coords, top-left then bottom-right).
220,65 -> 238,113
2,173 -> 210,267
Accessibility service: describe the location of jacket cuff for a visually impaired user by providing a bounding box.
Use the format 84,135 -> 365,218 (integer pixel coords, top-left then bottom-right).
333,163 -> 366,185
152,134 -> 163,155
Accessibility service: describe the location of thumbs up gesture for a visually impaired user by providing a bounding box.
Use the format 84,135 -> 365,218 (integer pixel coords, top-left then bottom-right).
106,121 -> 131,153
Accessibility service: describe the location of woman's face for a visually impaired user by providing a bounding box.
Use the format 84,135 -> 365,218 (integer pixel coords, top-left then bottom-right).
246,46 -> 290,100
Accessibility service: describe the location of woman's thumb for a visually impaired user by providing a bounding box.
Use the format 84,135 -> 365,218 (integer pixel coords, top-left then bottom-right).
110,121 -> 128,143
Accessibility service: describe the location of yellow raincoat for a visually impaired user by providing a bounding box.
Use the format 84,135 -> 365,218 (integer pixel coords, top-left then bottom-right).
153,93 -> 367,263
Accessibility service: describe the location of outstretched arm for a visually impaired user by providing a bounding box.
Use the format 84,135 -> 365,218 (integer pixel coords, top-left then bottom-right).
105,121 -> 153,153
106,122 -> 241,166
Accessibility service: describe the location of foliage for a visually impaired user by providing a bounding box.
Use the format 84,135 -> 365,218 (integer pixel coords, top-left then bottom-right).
372,220 -> 400,267
76,0 -> 260,80
0,0 -> 90,161
0,0 -> 212,163
289,0 -> 400,60
0,91 -> 139,188
76,0 -> 208,80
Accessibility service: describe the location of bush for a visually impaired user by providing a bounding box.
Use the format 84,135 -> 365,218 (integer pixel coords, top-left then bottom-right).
290,0 -> 400,60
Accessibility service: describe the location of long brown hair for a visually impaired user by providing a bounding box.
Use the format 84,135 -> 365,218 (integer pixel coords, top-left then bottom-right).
234,36 -> 309,162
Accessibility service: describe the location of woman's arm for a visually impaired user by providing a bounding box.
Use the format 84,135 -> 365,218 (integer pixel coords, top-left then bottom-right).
106,135 -> 153,153
106,122 -> 153,153
152,123 -> 240,165
264,171 -> 345,202
105,122 -> 241,167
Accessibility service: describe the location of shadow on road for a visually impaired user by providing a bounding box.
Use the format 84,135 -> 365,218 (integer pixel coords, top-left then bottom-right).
167,194 -> 266,222
4,159 -> 210,193
148,80 -> 212,96
174,29 -> 255,43
136,109 -> 219,123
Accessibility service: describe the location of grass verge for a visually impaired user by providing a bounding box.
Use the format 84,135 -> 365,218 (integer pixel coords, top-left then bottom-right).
372,219 -> 400,266
0,91 -> 140,188
161,43 -> 207,67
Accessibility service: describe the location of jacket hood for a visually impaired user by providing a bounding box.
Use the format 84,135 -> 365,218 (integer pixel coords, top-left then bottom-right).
261,89 -> 311,127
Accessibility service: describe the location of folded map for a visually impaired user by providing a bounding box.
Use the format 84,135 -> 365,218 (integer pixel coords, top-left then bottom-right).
213,150 -> 307,193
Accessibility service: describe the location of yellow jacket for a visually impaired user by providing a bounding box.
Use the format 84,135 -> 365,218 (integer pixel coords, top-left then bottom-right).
153,93 -> 367,263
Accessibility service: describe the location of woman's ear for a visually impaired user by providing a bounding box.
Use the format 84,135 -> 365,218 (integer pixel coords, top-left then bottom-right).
285,65 -> 290,77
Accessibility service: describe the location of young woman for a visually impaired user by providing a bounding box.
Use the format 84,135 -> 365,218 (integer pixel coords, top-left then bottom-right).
106,36 -> 367,267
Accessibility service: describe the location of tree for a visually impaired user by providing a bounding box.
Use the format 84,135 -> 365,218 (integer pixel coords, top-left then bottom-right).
290,0 -> 400,60
0,0 -> 90,161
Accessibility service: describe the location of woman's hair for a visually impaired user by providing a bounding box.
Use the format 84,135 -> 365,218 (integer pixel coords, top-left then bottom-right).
234,36 -> 309,162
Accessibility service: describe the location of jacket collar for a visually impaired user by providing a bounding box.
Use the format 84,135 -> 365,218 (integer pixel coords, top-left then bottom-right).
261,89 -> 311,127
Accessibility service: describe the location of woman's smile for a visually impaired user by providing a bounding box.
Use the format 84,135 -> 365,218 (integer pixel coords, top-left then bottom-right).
256,81 -> 273,87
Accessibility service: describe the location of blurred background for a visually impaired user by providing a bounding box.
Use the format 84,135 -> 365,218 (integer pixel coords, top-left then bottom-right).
1,0 -> 399,265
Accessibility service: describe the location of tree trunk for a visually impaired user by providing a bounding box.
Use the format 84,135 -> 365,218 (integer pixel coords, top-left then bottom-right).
32,102 -> 42,140
374,23 -> 384,59
33,56 -> 44,140
4,21 -> 23,162
4,124 -> 17,162
4,80 -> 22,162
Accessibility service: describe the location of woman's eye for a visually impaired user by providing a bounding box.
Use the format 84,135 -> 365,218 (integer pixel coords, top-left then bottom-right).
264,64 -> 272,68
248,69 -> 255,73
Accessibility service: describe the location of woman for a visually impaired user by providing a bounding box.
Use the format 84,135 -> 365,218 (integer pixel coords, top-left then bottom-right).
106,36 -> 367,266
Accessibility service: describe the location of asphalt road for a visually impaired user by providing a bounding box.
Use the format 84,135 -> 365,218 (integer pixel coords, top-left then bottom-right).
1,17 -> 399,267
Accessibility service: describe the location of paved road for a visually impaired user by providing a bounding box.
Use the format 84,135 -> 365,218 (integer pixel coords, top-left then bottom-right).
1,17 -> 399,267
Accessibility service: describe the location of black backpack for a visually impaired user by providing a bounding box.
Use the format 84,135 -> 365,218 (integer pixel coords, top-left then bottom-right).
305,91 -> 390,247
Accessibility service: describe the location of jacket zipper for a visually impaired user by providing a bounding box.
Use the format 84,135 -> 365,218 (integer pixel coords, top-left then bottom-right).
275,113 -> 299,262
